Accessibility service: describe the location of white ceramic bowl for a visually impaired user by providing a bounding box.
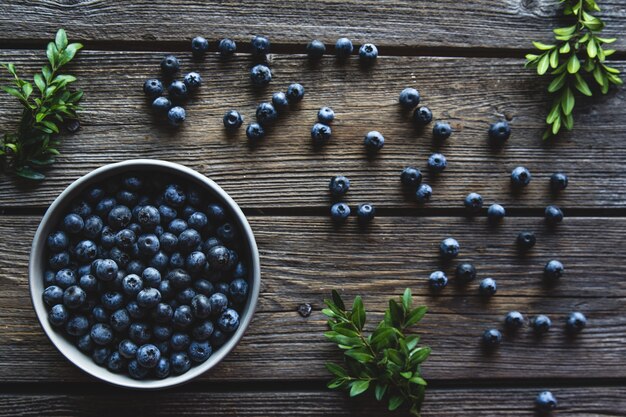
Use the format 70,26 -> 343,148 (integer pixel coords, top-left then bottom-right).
29,159 -> 260,389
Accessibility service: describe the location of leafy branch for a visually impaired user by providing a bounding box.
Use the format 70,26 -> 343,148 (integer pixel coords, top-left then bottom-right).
525,0 -> 622,139
1,29 -> 83,180
323,289 -> 430,416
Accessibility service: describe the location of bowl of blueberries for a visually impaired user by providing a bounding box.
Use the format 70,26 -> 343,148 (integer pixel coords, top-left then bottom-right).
29,159 -> 260,389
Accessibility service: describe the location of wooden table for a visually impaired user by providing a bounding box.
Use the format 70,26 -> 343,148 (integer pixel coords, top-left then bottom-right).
1,1 -> 625,415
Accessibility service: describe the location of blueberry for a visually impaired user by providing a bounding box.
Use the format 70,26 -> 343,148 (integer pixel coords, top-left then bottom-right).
194,278 -> 214,296
329,176 -> 350,196
545,205 -> 563,225
160,55 -> 180,75
415,184 -> 433,203
455,262 -> 476,283
432,122 -> 452,140
511,166 -> 531,187
317,107 -> 335,124
170,332 -> 191,351
177,229 -> 201,254
208,246 -> 234,272
544,260 -> 564,281
256,102 -> 278,126
215,282 -> 230,295
330,202 -> 351,223
116,190 -> 138,207
170,351 -> 192,374
171,304 -> 193,329
47,231 -> 69,252
191,36 -> 209,58
119,339 -> 138,359
137,205 -> 160,230
202,237 -> 223,253
110,308 -> 131,332
65,315 -> 89,336
99,226 -> 116,250
535,391 -> 557,412
250,64 -> 272,86
77,333 -> 94,353
164,185 -> 186,208
565,311 -> 587,334
95,198 -> 117,218
504,311 -> 525,330
44,270 -> 56,286
63,213 -> 84,234
482,329 -> 502,347
188,340 -> 212,363
217,223 -> 237,244
251,35 -> 270,55
516,231 -> 536,251
136,288 -> 161,309
307,39 -> 326,59
92,347 -> 111,365
168,219 -> 188,235
192,320 -> 214,341
246,123 -> 266,142
107,205 -> 132,230
209,293 -> 228,317
136,344 -> 161,368
167,106 -> 186,127
101,291 -> 124,311
364,131 -> 384,152
488,121 -> 511,143
92,306 -> 109,323
129,322 -> 152,345
210,328 -> 228,348
223,110 -> 243,130
168,80 -> 188,101
159,205 -> 178,223
413,106 -> 433,126
114,229 -> 136,251
70,200 -> 92,218
286,83 -> 305,103
399,88 -> 420,109
358,43 -> 378,63
271,92 -> 289,112
428,271 -> 448,290
400,167 -> 422,187
106,351 -> 127,373
550,172 -> 568,191
159,232 -> 178,254
479,277 -> 497,296
439,237 -> 460,259
48,304 -> 69,327
126,301 -> 146,320
154,357 -> 171,379
79,274 -> 98,293
120,274 -> 142,297
177,287 -> 197,305
487,204 -> 506,222
335,37 -> 353,60
109,247 -> 130,269
218,38 -> 237,57
83,215 -> 104,240
137,233 -> 160,257
217,308 -> 240,333
532,315 -> 551,334
464,192 -> 483,213
427,153 -> 447,173
49,251 -> 70,271
356,203 -> 375,224
311,123 -> 332,146
143,79 -> 163,99
55,269 -> 76,289
42,282 -> 64,306
84,187 -> 105,204
152,303 -> 174,324
229,278 -> 249,304
63,285 -> 86,309
206,204 -> 226,224
186,213 -> 207,232
89,323 -> 113,346
183,72 -> 202,91
128,359 -> 150,379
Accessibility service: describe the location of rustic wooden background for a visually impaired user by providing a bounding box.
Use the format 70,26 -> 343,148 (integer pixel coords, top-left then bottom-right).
0,1 -> 625,416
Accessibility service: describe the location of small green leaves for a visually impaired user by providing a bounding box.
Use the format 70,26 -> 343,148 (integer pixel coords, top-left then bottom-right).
55,29 -> 68,51
525,0 -> 622,139
324,289 -> 430,415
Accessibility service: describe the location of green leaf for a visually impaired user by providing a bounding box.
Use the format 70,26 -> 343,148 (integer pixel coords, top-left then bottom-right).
40,120 -> 60,133
546,102 -> 561,124
410,347 -> 432,364
325,362 -> 348,378
525,53 -> 539,62
371,327 -> 395,347
388,395 -> 404,411
563,112 -> 574,130
400,371 -> 413,379
42,65 -> 52,83
606,73 -> 624,85
2,62 -> 17,77
34,73 -> 46,93
22,82 -> 33,98
552,116 -> 562,135
55,29 -> 68,51
15,166 -> 45,181
537,54 -> 550,75
349,380 -> 370,397
547,73 -> 566,93
587,38 -> 597,58
604,49 -> 616,57
574,73 -> 593,96
410,376 -> 428,385
596,37 -> 616,44
1,86 -> 25,101
46,42 -> 57,67
63,43 -> 83,63
601,80 -> 609,94
559,42 -> 571,54
567,54 -> 580,74
402,288 -> 412,312
53,74 -> 77,85
593,65 -> 605,86
345,349 -> 374,363
549,49 -> 559,69
406,334 -> 420,350
331,290 -> 345,311
327,377 -> 346,389
351,296 -> 365,330
405,306 -> 427,327
532,41 -> 555,50
324,332 -> 363,347
553,25 -> 577,36
374,383 -> 388,401
561,87 -> 575,115
602,64 -> 621,75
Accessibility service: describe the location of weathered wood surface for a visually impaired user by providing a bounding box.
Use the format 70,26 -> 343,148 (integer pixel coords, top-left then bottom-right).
0,51 -> 625,209
1,387 -> 625,417
0,0 -> 625,51
1,216 -> 624,382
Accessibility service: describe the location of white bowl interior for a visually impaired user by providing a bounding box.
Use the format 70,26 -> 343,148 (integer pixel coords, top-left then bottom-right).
29,159 -> 260,389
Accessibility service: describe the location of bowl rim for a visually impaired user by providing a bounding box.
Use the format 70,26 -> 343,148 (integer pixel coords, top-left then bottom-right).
29,159 -> 260,389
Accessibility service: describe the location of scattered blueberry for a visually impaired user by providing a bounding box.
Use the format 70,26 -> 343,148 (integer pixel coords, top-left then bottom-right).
183,72 -> 202,91
544,260 -> 564,281
286,83 -> 305,103
160,55 -> 180,75
250,64 -> 272,86
479,277 -> 497,296
439,237 -> 460,259
358,43 -> 378,63
455,262 -> 476,283
488,121 -> 511,143
427,153 -> 447,173
306,40 -> 326,59
167,106 -> 186,127
399,88 -> 420,109
191,36 -> 209,58
152,97 -> 172,114
218,38 -> 237,57
550,172 -> 568,191
363,131 -> 384,152
415,184 -> 432,203
317,107 -> 335,124
532,315 -> 552,335
544,205 -> 563,225
335,38 -> 353,60
330,202 -> 351,223
487,204 -> 506,222
400,167 -> 422,187
428,271 -> 448,290
143,79 -> 164,99
510,166 -> 531,187
356,203 -> 375,224
432,122 -> 452,140
482,329 -> 502,347
246,123 -> 265,142
565,311 -> 587,334
271,92 -> 289,111
413,106 -> 433,126
516,231 -> 536,251
464,192 -> 483,213
168,80 -> 188,101
256,102 -> 278,126
297,303 -> 312,318
535,391 -> 557,413
251,35 -> 270,56
329,176 -> 350,196
504,311 -> 525,330
311,123 -> 332,146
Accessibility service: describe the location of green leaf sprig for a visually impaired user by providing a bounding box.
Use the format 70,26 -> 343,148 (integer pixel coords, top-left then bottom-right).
323,289 -> 430,416
1,29 -> 83,180
525,0 -> 622,139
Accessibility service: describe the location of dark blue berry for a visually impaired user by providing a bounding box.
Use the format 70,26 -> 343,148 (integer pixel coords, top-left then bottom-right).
210,329 -> 227,348
464,192 -> 483,213
190,294 -> 212,319
399,88 -> 420,109
256,102 -> 278,126
487,204 -> 506,222
168,219 -> 187,235
55,269 -> 77,289
167,106 -> 186,127
170,332 -> 191,351
488,121 -> 511,143
128,359 -> 150,379
164,185 -> 186,208
95,198 -> 117,218
330,202 -> 350,223
160,55 -> 180,75
48,304 -> 69,327
159,232 -> 178,254
511,166 -> 531,187
216,223 -> 236,244
479,277 -> 497,296
92,306 -> 109,323
152,302 -> 174,324
49,251 -> 70,271
90,323 -> 114,345
136,344 -> 161,368
455,263 -> 476,283
566,312 -> 587,334
413,106 -> 433,126
170,351 -> 191,374
439,237 -> 460,259
101,291 -> 124,311
335,38 -> 353,60
191,36 -> 209,58
550,172 -> 568,191
63,213 -> 84,234
544,260 -> 564,281
188,340 -> 212,362
178,228 -> 201,253
251,35 -> 270,55
545,205 -> 563,225
208,293 -> 228,317
173,305 -> 194,329
400,167 -> 422,187
188,212 -> 208,231
137,233 -> 160,257
125,301 -> 146,320
250,64 -> 272,85
356,203 -> 375,224
79,274 -> 98,293
246,123 -> 265,142
47,231 -> 69,252
95,259 -> 118,281
427,153 -> 447,173
115,229 -> 136,250
119,339 -> 138,359
168,80 -> 188,101
311,123 -> 331,145
432,122 -> 452,140
65,315 -> 89,336
535,391 -> 557,412
136,288 -> 162,308
183,72 -> 202,91
207,246 -> 232,272
137,205 -> 160,230
106,351 -> 126,373
153,324 -> 172,341
329,175 -> 350,196
217,308 -> 240,333
84,187 -> 105,204
317,107 -> 335,124
358,43 -> 378,63
229,278 -> 249,304
83,215 -> 104,239
63,285 -> 86,309
218,38 -> 236,57
108,205 -> 132,230
286,83 -> 305,103
129,322 -> 152,345
516,231 -> 536,251
121,274 -> 143,296
77,333 -> 94,353
364,131 -> 384,152
532,315 -> 551,334
143,79 -> 163,98
271,92 -> 289,111
306,40 -> 325,59
428,271 -> 448,290
192,320 -> 214,341
223,110 -> 243,130
482,329 -> 502,347
110,308 -> 131,332
92,347 -> 111,365
415,184 -> 432,203
167,268 -> 192,289
194,278 -> 214,296
504,311 -> 524,330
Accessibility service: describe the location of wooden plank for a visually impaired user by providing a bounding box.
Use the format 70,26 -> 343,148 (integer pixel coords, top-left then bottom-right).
0,1 -> 625,51
0,51 -> 625,209
0,387 -> 624,416
0,216 -> 624,382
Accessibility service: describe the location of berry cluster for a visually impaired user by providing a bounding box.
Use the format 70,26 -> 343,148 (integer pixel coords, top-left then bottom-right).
306,38 -> 379,64
42,174 -> 250,379
327,176 -> 375,225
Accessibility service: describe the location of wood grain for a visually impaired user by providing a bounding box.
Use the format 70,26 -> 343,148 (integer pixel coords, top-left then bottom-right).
0,216 -> 624,382
0,51 -> 625,209
1,386 -> 624,417
0,0 -> 625,51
